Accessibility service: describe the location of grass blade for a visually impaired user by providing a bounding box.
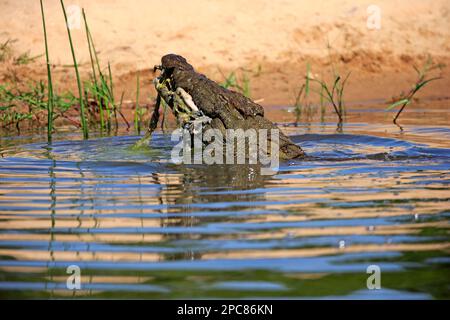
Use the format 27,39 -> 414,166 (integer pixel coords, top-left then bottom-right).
386,98 -> 410,111
305,62 -> 310,100
40,0 -> 54,142
83,9 -> 97,85
60,0 -> 88,139
134,72 -> 140,133
412,77 -> 442,95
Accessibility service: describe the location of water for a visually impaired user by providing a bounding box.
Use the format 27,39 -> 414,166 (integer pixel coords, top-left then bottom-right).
0,123 -> 449,299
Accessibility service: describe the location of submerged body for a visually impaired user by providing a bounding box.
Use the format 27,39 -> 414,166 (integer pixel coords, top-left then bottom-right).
138,54 -> 305,160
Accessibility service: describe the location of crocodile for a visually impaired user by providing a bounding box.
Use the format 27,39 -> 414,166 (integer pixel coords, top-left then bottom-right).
135,54 -> 305,160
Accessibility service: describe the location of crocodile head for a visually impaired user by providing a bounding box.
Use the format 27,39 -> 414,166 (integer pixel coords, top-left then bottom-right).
160,54 -> 194,72
154,56 -> 211,131
146,54 -> 305,161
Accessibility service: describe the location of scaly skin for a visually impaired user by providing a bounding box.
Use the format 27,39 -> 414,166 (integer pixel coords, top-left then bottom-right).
139,54 -> 305,160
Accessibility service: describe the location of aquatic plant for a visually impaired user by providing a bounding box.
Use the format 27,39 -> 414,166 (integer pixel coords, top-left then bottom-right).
292,44 -> 350,125
310,72 -> 350,123
82,8 -> 118,132
134,72 -> 141,133
387,56 -> 444,124
60,0 -> 88,139
293,62 -> 313,123
293,84 -> 305,123
0,4 -> 132,136
303,41 -> 351,124
319,81 -> 325,121
40,0 -> 54,142
82,8 -> 102,129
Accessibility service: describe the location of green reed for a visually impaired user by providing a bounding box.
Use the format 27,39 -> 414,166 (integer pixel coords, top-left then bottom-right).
82,9 -> 115,131
293,62 -> 313,123
134,72 -> 141,133
387,56 -> 444,124
310,72 -> 351,123
40,0 -> 54,142
60,0 -> 88,139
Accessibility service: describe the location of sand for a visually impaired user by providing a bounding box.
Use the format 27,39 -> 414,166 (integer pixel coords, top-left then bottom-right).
1,0 -> 449,107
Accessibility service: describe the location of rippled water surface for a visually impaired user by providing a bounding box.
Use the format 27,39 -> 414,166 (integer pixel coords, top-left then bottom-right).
0,122 -> 449,299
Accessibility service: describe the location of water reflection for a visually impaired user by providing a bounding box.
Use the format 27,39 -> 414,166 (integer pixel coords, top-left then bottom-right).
159,164 -> 271,261
0,123 -> 449,298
